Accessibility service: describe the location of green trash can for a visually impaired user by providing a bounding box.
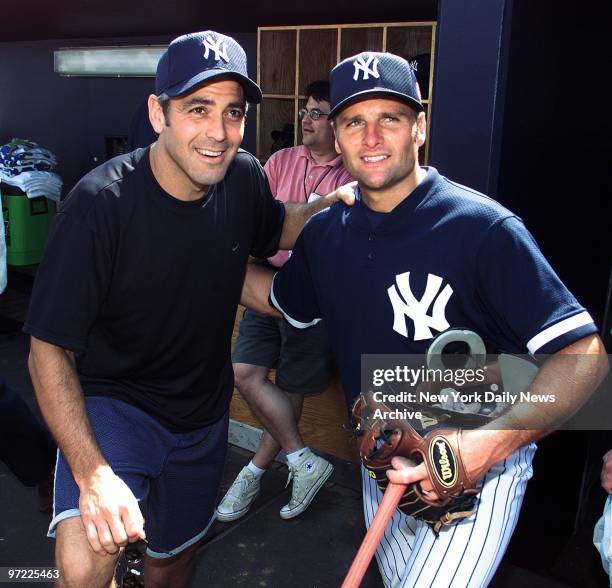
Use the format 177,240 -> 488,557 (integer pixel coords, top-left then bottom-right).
2,191 -> 56,266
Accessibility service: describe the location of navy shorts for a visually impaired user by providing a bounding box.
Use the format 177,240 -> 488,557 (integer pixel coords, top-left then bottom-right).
49,396 -> 228,558
233,308 -> 335,394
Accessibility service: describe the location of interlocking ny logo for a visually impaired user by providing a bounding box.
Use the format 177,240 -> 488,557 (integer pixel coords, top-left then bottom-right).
202,35 -> 229,63
387,272 -> 453,341
353,54 -> 380,81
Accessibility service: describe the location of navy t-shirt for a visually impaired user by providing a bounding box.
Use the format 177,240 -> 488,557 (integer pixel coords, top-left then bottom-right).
25,147 -> 285,431
271,167 -> 596,406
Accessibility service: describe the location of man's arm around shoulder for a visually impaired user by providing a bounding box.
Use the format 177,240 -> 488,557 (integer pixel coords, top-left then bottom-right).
279,181 -> 356,249
28,336 -> 145,554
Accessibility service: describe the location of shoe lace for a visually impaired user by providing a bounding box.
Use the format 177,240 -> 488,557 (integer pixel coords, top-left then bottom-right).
285,460 -> 311,502
228,471 -> 253,498
285,465 -> 295,489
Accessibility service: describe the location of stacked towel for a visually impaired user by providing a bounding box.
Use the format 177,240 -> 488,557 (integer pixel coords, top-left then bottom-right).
0,138 -> 62,202
0,138 -> 57,174
0,171 -> 63,203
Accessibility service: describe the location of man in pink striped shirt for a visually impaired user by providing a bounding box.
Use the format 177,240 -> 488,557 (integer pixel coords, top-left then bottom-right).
217,81 -> 352,522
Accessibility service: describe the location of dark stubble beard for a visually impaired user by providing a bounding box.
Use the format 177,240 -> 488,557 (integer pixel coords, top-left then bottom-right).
357,126 -> 419,195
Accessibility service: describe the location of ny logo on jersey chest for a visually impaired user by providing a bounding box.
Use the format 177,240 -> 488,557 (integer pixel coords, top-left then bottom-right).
387,272 -> 453,341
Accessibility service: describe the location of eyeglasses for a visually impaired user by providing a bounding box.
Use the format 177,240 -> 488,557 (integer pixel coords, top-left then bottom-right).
298,108 -> 330,121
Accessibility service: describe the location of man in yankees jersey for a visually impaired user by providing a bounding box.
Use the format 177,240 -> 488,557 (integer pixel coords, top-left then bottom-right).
242,52 -> 607,586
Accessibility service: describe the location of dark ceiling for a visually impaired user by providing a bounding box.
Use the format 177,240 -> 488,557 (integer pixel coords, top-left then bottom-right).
1,0 -> 438,42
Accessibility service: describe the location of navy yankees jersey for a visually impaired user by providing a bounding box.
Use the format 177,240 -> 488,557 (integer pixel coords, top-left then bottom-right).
271,167 -> 596,405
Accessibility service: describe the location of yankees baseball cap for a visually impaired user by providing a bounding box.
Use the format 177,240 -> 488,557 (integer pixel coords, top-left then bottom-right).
329,52 -> 424,118
156,31 -> 262,103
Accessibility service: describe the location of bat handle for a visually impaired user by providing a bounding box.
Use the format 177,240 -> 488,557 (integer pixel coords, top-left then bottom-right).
341,482 -> 407,588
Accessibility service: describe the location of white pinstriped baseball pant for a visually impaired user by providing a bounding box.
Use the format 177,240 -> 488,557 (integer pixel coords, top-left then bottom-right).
361,444 -> 536,588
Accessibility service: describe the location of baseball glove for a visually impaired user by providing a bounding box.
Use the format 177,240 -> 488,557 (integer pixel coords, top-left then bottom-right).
352,392 -> 481,533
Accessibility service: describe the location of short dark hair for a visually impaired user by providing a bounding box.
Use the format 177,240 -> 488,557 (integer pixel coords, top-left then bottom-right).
304,80 -> 330,103
157,92 -> 171,125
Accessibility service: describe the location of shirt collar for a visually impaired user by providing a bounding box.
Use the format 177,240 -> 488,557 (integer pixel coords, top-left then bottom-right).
349,167 -> 440,231
297,145 -> 344,169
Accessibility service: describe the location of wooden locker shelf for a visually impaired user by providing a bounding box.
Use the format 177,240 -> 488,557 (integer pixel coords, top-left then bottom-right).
256,21 -> 437,163
340,27 -> 384,59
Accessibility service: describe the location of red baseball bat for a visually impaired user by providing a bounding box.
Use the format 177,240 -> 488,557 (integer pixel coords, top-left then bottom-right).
341,482 -> 407,588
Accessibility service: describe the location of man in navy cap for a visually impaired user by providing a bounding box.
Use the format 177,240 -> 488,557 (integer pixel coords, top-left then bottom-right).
243,51 -> 607,586
24,31 -> 353,587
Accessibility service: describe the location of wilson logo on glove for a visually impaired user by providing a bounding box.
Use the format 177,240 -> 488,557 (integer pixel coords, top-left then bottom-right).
430,437 -> 458,488
351,385 -> 482,532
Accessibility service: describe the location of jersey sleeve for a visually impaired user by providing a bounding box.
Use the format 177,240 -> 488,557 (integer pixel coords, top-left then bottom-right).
269,231 -> 321,329
23,200 -> 114,354
249,155 -> 285,259
476,216 -> 597,354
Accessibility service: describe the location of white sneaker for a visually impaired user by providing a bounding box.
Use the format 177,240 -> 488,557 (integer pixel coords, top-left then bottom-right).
216,467 -> 261,522
280,449 -> 333,520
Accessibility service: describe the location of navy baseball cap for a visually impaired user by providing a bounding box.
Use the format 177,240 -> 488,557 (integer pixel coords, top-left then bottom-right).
155,31 -> 262,104
329,52 -> 423,118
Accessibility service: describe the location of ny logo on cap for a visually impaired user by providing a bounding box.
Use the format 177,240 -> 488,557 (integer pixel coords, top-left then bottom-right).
353,54 -> 380,81
202,34 -> 229,63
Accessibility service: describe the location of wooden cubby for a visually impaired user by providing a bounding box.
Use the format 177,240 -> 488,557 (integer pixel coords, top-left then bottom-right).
230,22 -> 437,461
256,22 -> 437,164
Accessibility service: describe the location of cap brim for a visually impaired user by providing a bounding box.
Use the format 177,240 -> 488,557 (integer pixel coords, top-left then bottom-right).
165,69 -> 262,104
329,88 -> 424,118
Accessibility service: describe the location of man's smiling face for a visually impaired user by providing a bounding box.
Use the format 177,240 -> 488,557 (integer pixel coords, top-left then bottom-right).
333,96 -> 425,211
151,79 -> 246,198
